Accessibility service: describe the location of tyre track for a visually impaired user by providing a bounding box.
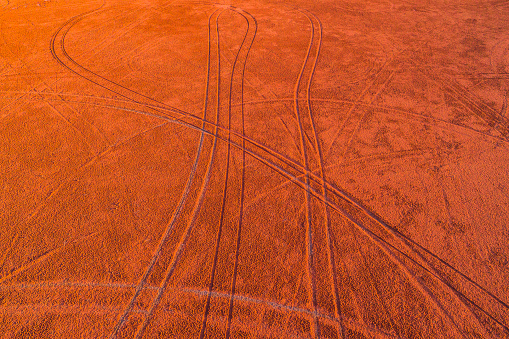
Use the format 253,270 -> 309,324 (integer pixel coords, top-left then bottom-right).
222,6 -> 257,339
0,232 -> 98,284
224,128 -> 501,336
339,70 -> 396,159
56,91 -> 509,336
290,8 -> 320,337
278,10 -> 459,336
75,5 -> 156,66
298,9 -> 345,338
49,3 -> 189,121
323,56 -> 395,159
0,11 -> 175,274
0,14 -> 109,152
3,95 -> 507,335
11,2 -> 508,336
233,97 -> 509,144
417,68 -> 509,140
108,8 -> 222,339
490,37 -> 509,118
199,7 -> 253,339
0,281 -> 402,338
5,119 -> 169,265
131,7 -> 228,338
21,91 -> 509,145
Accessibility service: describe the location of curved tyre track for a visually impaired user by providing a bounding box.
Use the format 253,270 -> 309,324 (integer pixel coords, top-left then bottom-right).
289,7 -> 321,338
4,1 -> 509,338
108,7 -> 223,339
297,9 -> 345,338
32,71 -> 509,337
31,81 -> 509,337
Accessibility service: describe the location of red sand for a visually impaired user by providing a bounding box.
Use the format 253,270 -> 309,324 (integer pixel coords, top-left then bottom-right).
1,0 -> 508,338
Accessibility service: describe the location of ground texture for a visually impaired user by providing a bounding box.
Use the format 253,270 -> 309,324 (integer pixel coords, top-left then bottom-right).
1,0 -> 509,338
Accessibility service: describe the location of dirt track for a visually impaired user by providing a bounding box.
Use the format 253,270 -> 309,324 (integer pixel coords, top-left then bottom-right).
1,0 -> 509,338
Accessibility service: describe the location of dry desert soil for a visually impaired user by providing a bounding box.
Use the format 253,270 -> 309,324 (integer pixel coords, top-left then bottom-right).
1,0 -> 509,338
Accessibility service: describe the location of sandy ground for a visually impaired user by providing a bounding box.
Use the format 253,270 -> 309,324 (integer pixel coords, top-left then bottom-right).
1,0 -> 509,338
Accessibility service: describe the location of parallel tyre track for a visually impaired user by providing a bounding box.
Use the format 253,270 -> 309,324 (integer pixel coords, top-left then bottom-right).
221,7 -> 257,339
43,83 -> 509,337
131,6 -> 251,338
290,7 -> 321,337
197,6 -> 256,339
42,71 -> 509,337
298,9 -> 346,339
40,3 -> 509,338
108,7 -> 223,339
49,2 -> 189,119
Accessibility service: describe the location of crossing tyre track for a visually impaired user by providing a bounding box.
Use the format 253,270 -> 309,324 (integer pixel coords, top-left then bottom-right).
108,7 -> 223,339
28,74 -> 509,337
297,9 -> 346,338
195,6 -> 257,339
34,69 -> 509,338
4,1 -> 509,338
0,280 -> 401,338
289,6 -> 321,338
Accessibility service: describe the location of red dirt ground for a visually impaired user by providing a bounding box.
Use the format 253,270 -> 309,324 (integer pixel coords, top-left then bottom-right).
1,0 -> 509,338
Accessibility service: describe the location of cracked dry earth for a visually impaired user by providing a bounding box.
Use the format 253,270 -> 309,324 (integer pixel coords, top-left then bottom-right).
1,0 -> 509,338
